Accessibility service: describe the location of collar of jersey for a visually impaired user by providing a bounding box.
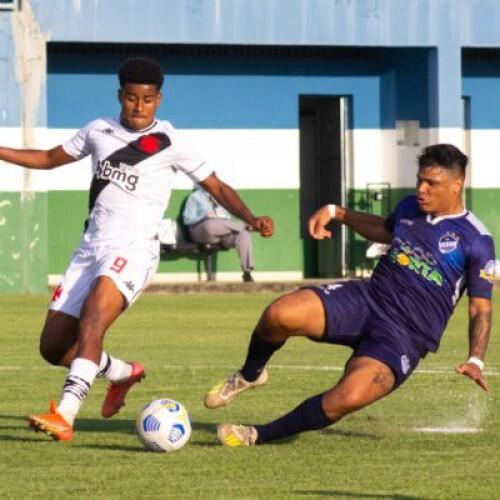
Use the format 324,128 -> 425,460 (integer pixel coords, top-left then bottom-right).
426,209 -> 468,225
119,119 -> 158,134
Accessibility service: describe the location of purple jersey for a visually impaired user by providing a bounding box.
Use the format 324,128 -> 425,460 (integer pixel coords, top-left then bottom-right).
365,195 -> 495,353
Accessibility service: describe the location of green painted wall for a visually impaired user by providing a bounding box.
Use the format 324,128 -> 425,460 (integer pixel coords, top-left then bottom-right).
46,189 -> 302,275
1,187 -> 497,290
468,189 -> 500,243
47,191 -> 88,273
0,192 -> 48,293
160,189 -> 302,273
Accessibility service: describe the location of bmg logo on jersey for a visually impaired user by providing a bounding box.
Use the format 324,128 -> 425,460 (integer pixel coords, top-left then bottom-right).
96,160 -> 139,191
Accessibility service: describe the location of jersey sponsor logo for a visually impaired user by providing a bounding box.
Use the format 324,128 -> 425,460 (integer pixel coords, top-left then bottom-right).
389,237 -> 443,286
392,237 -> 437,266
87,132 -> 171,215
438,231 -> 460,254
96,160 -> 139,191
479,259 -> 499,282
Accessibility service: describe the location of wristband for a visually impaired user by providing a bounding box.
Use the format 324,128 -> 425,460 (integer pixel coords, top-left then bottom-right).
327,204 -> 336,219
467,356 -> 484,371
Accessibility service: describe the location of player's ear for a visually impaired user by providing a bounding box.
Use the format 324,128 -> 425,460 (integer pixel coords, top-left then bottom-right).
452,174 -> 464,196
118,88 -> 123,104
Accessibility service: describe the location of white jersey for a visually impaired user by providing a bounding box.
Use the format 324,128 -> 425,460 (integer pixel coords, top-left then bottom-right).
63,117 -> 213,245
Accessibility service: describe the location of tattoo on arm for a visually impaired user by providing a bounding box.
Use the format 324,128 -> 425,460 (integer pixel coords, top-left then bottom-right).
469,311 -> 492,359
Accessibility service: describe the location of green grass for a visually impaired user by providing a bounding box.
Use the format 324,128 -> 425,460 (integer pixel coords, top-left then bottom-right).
0,292 -> 499,499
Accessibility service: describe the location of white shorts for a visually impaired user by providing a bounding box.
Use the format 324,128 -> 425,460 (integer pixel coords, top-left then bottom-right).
50,239 -> 160,318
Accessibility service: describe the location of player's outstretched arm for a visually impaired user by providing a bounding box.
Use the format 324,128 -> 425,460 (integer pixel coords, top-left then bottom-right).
309,204 -> 392,243
0,145 -> 74,170
455,296 -> 492,392
199,173 -> 274,237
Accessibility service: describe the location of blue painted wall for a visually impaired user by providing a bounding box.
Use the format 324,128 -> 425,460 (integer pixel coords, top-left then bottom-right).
48,47 -> 430,129
5,0 -> 500,131
463,58 -> 500,130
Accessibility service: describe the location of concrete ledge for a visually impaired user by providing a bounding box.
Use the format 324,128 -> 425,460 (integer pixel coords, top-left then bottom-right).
145,279 -> 346,294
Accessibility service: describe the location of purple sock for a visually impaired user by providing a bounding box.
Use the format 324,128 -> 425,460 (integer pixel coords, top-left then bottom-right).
240,331 -> 284,382
255,393 -> 333,444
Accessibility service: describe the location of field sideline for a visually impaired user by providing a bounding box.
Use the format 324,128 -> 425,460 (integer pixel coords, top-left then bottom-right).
1,292 -> 499,499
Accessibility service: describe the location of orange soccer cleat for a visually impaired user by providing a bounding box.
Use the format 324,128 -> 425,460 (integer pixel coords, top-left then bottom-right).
101,361 -> 145,418
28,400 -> 73,441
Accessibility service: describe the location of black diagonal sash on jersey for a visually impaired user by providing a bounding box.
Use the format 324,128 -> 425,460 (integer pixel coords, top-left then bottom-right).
85,132 -> 171,231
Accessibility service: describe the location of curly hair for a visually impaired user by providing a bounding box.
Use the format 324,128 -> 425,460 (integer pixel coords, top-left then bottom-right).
118,57 -> 164,90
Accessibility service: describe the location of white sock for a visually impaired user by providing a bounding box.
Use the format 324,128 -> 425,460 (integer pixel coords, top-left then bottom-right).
57,357 -> 99,425
97,351 -> 132,383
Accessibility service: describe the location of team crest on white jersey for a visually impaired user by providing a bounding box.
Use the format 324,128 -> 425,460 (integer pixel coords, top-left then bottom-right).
438,232 -> 460,254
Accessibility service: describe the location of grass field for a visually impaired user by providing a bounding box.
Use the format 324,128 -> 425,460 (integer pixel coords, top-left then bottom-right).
1,291 -> 499,499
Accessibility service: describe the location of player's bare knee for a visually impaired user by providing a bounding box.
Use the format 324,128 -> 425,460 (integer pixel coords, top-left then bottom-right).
260,301 -> 297,335
39,340 -> 61,366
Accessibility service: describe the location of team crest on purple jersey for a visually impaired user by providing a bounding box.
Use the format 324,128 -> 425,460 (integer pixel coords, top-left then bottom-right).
438,231 -> 460,254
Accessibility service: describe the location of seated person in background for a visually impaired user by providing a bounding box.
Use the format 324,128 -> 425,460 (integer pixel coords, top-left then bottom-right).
183,186 -> 255,282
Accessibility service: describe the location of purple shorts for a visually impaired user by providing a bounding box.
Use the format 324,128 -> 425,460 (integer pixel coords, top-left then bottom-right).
308,280 -> 424,388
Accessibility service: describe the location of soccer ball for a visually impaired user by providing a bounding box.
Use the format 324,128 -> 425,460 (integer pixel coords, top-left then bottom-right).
136,398 -> 192,452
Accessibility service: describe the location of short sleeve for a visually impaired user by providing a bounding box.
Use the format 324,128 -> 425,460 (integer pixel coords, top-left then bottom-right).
383,195 -> 420,233
168,127 -> 214,182
62,121 -> 94,160
181,159 -> 215,184
466,235 -> 496,299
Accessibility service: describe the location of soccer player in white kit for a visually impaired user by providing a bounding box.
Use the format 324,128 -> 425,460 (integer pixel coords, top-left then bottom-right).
0,58 -> 274,441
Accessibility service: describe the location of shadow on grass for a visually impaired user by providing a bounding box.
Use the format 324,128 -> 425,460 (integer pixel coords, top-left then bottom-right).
75,443 -> 146,452
296,491 -> 426,499
75,418 -> 134,434
319,428 -> 381,440
0,433 -> 53,443
0,416 -> 299,448
0,414 -> 134,431
0,414 -> 29,422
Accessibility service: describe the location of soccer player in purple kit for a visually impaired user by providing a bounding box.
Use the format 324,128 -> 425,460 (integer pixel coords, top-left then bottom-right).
205,143 -> 496,446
